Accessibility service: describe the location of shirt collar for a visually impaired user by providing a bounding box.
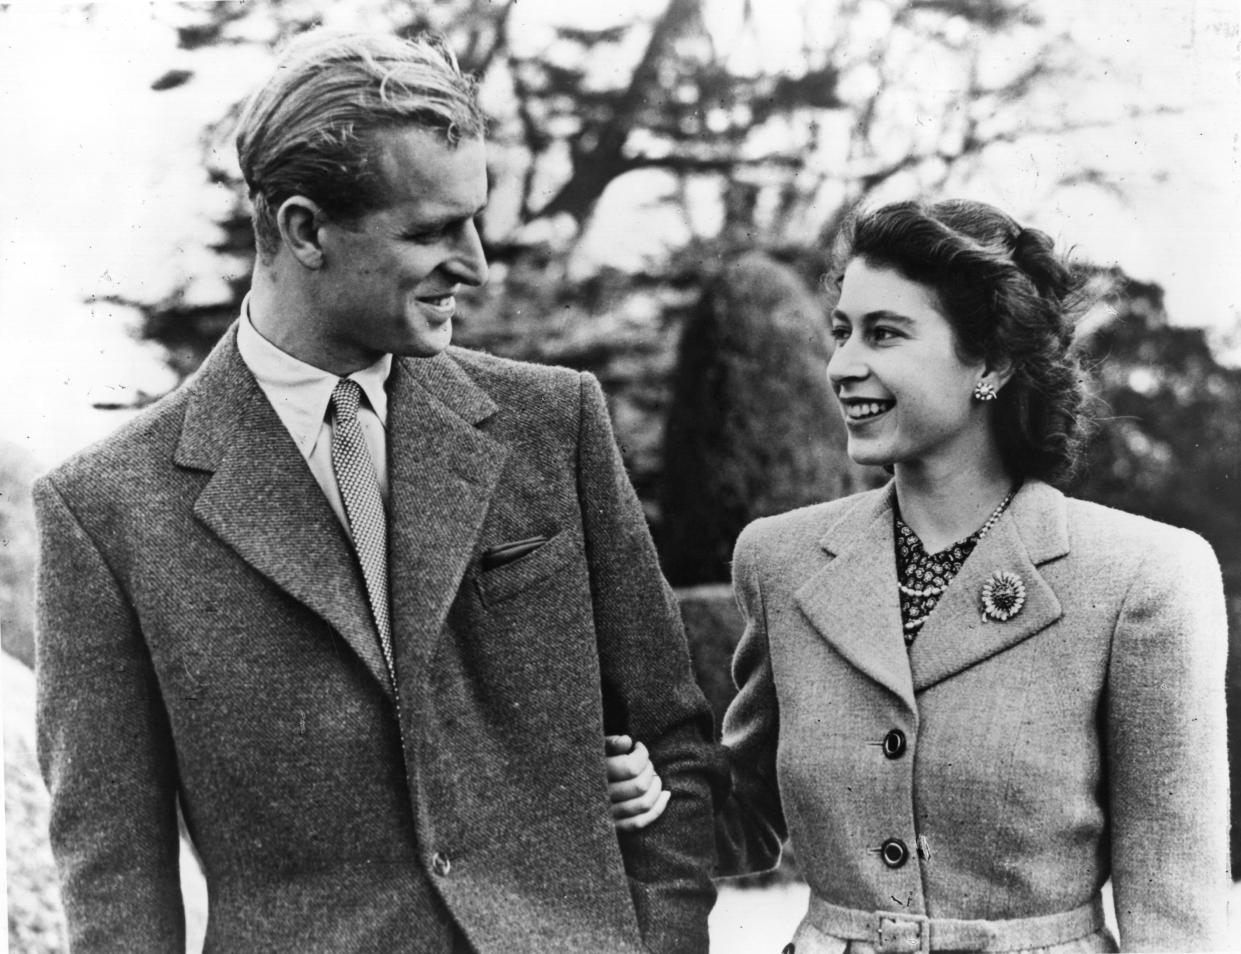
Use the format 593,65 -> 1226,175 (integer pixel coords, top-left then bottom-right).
236,300 -> 392,459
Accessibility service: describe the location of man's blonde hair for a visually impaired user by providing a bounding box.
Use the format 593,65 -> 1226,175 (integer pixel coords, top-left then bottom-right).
236,30 -> 485,261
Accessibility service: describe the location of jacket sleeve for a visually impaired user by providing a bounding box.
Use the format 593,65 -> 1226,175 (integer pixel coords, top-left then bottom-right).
713,521 -> 787,878
1106,528 -> 1230,951
574,372 -> 726,954
34,476 -> 185,952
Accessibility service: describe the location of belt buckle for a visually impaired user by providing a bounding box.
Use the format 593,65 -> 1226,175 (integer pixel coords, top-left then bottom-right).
875,913 -> 929,954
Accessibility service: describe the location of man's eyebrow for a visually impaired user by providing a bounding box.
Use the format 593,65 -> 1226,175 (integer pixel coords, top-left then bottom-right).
830,309 -> 915,325
404,202 -> 488,230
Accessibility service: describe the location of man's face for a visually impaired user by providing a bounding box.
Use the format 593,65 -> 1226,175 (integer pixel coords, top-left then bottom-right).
307,125 -> 489,373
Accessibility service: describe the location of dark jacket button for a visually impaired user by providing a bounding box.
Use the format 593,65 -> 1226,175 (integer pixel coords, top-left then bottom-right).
432,851 -> 452,876
881,838 -> 909,868
882,729 -> 907,759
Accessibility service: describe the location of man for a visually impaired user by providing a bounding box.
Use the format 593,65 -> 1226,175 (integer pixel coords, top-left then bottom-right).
35,30 -> 722,953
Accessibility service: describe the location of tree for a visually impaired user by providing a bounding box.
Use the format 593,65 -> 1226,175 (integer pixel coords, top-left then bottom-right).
657,252 -> 867,584
0,439 -> 41,667
108,0 -> 1160,381
1070,271 -> 1241,568
90,0 -> 1168,523
1069,270 -> 1241,872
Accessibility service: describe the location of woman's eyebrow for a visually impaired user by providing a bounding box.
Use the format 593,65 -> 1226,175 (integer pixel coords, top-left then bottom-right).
830,309 -> 915,326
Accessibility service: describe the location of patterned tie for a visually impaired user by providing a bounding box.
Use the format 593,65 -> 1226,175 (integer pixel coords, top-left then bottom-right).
329,378 -> 397,694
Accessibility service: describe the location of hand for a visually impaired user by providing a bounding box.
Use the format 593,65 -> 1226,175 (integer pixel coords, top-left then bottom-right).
604,735 -> 672,832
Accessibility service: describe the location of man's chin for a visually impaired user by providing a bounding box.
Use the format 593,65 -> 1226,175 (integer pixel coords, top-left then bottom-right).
396,324 -> 453,359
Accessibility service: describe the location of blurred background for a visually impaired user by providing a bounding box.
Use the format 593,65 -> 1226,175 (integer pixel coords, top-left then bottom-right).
3,1 -> 1239,951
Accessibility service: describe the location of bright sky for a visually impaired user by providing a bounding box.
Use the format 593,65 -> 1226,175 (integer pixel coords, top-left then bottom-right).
1,0 -> 1238,468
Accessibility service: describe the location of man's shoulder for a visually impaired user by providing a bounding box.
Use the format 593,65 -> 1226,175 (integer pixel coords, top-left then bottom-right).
41,323 -> 247,500
39,384 -> 193,500
424,347 -> 617,454
443,345 -> 581,394
436,347 -> 591,425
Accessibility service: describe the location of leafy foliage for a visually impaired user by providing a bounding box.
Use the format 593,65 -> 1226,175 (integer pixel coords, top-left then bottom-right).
56,0 -> 1236,870
657,252 -> 866,584
1069,272 -> 1241,871
1071,273 -> 1241,568
0,439 -> 40,667
109,0 -> 1155,384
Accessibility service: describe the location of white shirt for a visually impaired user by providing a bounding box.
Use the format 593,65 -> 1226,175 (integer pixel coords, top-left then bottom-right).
236,306 -> 392,531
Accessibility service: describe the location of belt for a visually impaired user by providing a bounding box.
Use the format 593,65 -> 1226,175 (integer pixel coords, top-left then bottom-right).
799,895 -> 1106,953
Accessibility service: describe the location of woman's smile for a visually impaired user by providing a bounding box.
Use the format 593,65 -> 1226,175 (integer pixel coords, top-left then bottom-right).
839,396 -> 895,424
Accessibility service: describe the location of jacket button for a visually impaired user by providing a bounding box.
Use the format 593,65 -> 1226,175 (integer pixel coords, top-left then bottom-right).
432,851 -> 452,877
880,838 -> 909,868
882,729 -> 907,759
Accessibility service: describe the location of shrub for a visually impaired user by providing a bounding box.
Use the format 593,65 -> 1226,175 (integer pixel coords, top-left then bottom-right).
658,252 -> 862,585
1,439 -> 40,668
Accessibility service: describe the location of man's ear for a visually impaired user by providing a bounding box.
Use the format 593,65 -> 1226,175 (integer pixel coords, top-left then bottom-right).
275,196 -> 325,269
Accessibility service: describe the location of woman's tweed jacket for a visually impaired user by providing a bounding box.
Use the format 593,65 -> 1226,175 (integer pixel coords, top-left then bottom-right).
716,481 -> 1230,952
34,326 -> 723,954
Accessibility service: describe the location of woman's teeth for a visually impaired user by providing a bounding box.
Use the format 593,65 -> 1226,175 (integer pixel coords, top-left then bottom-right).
845,400 -> 892,420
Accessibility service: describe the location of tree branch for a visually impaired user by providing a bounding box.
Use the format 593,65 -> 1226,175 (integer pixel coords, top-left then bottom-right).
530,0 -> 703,224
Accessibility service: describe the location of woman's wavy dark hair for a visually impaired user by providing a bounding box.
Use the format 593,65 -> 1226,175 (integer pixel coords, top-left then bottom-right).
830,198 -> 1089,486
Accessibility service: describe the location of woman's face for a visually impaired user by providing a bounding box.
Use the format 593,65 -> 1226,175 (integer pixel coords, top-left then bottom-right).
827,257 -> 995,472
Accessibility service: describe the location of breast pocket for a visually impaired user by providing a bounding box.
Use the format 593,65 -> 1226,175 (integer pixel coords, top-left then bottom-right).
474,529 -> 580,608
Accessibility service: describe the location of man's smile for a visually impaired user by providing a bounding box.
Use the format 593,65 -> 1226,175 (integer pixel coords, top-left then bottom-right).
414,291 -> 457,320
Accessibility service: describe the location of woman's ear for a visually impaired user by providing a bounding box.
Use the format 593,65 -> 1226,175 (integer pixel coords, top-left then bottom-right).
275,196 -> 324,269
982,355 -> 1016,394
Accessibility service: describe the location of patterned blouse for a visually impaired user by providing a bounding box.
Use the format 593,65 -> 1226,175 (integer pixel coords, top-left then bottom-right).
894,516 -> 982,647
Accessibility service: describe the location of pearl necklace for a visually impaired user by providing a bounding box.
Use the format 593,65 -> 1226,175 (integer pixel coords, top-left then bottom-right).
897,486 -> 1018,601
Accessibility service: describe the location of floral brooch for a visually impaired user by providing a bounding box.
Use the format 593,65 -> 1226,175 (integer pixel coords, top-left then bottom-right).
981,570 -> 1026,622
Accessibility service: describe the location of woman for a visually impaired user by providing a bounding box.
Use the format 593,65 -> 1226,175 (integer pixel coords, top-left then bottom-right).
612,199 -> 1231,951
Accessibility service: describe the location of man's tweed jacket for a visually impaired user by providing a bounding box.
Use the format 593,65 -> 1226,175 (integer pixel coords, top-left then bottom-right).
34,326 -> 723,954
715,481 -> 1230,952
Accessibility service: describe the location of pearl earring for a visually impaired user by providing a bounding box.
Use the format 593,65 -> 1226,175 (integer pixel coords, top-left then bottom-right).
973,381 -> 998,402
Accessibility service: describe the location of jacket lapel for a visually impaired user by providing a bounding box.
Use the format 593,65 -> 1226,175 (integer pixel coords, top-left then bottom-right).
794,485 -> 917,713
386,352 -> 509,703
908,481 -> 1069,692
175,327 -> 394,699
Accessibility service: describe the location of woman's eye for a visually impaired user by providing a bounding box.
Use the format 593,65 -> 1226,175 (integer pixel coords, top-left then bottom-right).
829,326 -> 850,343
871,326 -> 899,342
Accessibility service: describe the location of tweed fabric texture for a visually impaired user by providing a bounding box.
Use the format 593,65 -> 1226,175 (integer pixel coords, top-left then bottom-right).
35,324 -> 723,954
330,378 -> 395,690
715,481 -> 1230,952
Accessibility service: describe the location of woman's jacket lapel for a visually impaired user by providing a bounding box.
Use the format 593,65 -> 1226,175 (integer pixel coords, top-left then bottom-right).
792,481 -> 1071,710
794,485 -> 916,714
909,482 -> 1068,693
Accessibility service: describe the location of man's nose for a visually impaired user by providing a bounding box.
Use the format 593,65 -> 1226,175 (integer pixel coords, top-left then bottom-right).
448,219 -> 488,287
